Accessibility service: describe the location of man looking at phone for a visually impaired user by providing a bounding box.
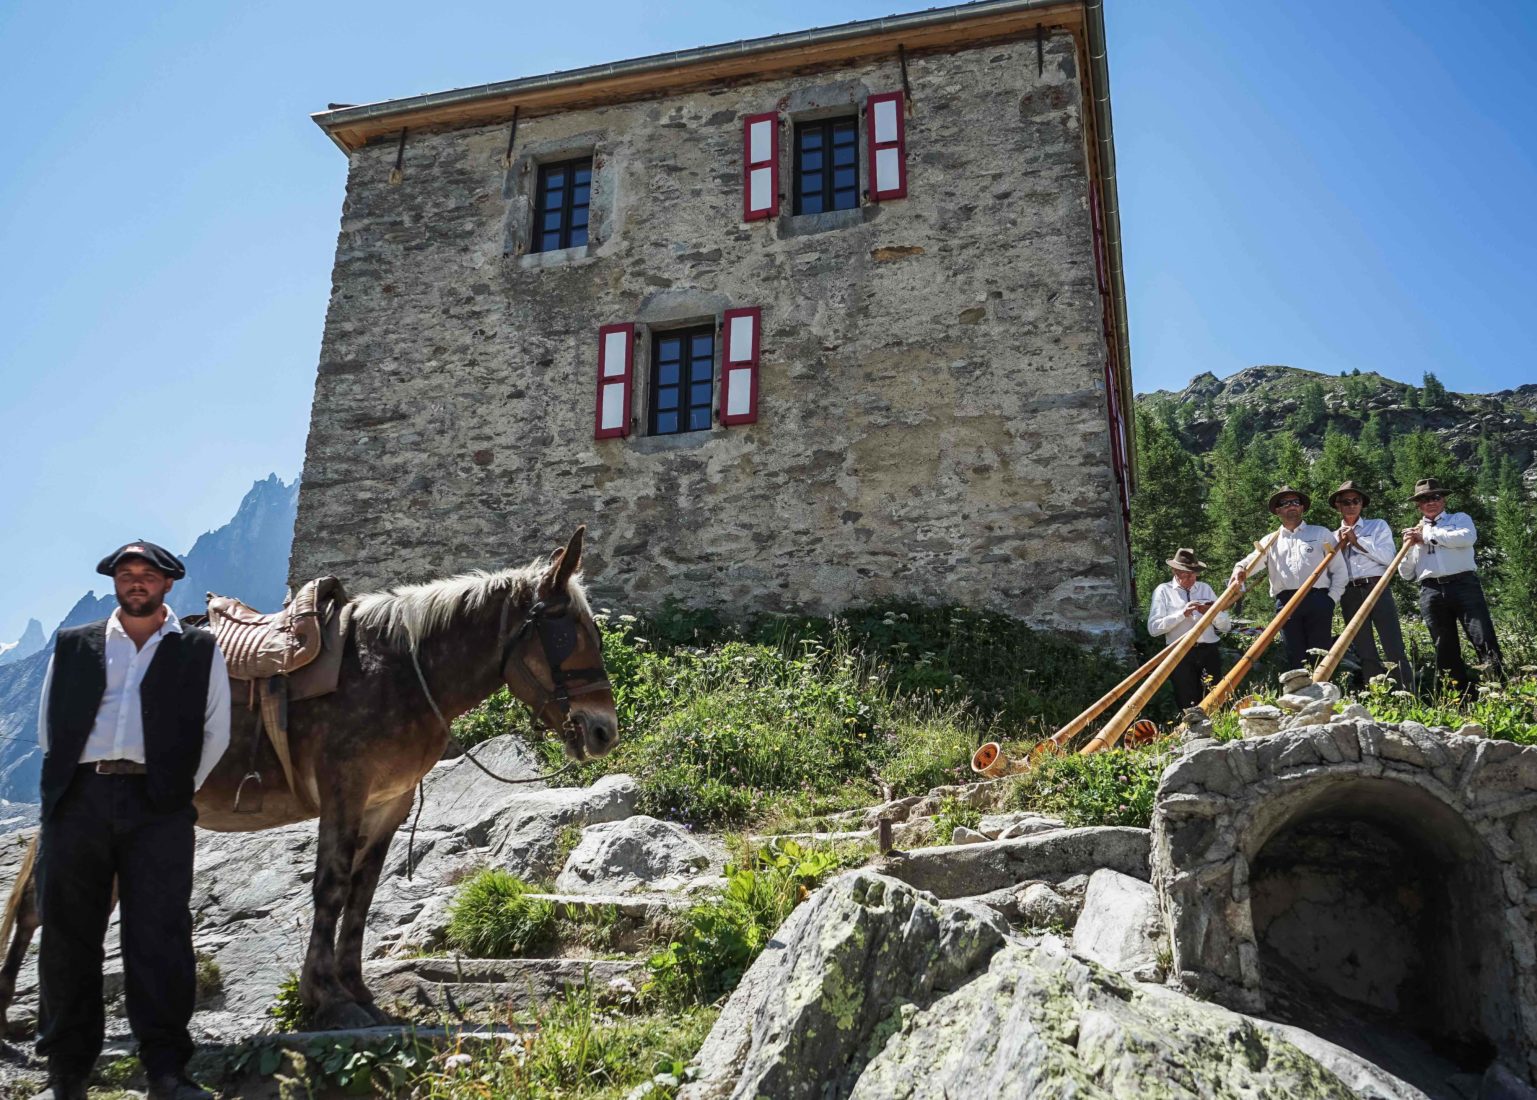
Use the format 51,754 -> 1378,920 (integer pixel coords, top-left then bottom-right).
1147,548 -> 1230,709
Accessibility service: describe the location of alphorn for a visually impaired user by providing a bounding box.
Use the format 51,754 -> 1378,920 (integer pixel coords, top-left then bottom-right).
1079,529 -> 1282,755
1030,642 -> 1179,762
1311,539 -> 1413,685
1198,537 -> 1343,714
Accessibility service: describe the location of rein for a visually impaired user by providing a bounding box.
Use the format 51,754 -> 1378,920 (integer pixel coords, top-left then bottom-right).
402,593 -> 612,879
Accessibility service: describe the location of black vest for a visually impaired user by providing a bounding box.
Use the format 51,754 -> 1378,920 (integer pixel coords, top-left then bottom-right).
42,619 -> 217,821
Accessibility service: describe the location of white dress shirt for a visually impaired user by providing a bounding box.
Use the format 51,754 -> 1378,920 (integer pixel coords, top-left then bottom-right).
1233,524 -> 1345,601
1147,579 -> 1231,644
38,608 -> 232,791
1337,517 -> 1397,582
1398,511 -> 1479,583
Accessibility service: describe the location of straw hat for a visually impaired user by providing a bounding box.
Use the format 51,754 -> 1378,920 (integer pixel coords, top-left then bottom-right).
1165,548 -> 1207,573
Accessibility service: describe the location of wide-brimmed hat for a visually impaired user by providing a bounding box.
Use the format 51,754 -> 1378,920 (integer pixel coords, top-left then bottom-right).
1328,480 -> 1372,510
1166,548 -> 1207,573
1267,486 -> 1311,512
96,540 -> 185,580
1410,477 -> 1451,503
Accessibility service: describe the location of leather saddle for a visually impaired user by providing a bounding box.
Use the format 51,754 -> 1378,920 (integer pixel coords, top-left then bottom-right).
203,577 -> 351,813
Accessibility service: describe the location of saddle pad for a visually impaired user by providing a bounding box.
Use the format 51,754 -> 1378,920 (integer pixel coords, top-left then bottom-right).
209,576 -> 343,681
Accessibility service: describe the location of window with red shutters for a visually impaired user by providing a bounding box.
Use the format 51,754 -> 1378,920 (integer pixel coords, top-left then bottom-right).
594,323 -> 634,439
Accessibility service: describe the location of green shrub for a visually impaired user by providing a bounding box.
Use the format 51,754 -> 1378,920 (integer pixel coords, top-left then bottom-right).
931,795 -> 981,843
646,839 -> 844,1006
267,972 -> 311,1032
1009,745 -> 1170,828
445,869 -> 556,957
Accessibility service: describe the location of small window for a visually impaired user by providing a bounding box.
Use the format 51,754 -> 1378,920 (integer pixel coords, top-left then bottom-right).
534,158 -> 592,252
649,326 -> 715,436
793,118 -> 858,215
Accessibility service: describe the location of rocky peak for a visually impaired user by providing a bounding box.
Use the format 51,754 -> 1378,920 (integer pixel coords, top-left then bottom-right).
0,620 -> 44,669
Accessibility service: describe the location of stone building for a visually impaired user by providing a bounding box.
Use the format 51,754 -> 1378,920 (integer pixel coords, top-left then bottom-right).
292,0 -> 1135,639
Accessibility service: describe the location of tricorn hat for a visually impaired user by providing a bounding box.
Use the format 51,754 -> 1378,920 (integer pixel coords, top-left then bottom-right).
1166,548 -> 1207,573
1267,485 -> 1312,512
1410,477 -> 1450,503
96,540 -> 185,580
1328,480 -> 1372,510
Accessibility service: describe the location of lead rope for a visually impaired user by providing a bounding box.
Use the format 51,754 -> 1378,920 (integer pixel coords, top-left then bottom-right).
404,645 -> 575,880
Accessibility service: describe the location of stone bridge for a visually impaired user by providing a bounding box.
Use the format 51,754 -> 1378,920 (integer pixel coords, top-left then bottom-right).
1152,721 -> 1537,1081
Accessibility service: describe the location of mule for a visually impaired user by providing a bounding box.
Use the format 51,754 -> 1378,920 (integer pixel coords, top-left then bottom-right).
0,526 -> 617,1032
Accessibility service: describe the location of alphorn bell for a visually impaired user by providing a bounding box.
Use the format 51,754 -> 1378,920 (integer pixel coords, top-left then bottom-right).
1198,537 -> 1343,715
1079,529 -> 1283,755
1311,539 -> 1414,685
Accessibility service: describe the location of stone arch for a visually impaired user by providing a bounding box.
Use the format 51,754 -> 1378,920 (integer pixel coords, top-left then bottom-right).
1152,722 -> 1537,1082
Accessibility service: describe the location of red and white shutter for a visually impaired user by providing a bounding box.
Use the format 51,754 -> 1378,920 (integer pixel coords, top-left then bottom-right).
594,323 -> 634,439
866,92 -> 907,201
719,307 -> 761,426
742,113 -> 779,221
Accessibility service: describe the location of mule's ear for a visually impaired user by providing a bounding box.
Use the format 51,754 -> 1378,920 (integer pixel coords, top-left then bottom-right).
545,526 -> 585,595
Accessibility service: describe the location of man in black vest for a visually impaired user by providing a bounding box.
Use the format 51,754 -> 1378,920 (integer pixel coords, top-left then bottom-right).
33,542 -> 229,1100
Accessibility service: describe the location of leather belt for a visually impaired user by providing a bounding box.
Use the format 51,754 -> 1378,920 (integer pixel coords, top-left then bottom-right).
1420,571 -> 1474,589
1347,577 -> 1382,588
84,760 -> 148,775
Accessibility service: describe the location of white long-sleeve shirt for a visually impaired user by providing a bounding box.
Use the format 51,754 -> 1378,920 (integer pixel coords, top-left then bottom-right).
1147,579 -> 1231,644
1336,517 -> 1398,582
1233,524 -> 1345,602
1397,511 -> 1479,583
38,608 -> 232,791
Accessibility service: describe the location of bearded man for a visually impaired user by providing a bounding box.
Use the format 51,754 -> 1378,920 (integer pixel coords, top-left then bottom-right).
32,542 -> 229,1100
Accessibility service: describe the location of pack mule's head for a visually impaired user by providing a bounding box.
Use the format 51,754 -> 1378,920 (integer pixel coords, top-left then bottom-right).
500,525 -> 619,761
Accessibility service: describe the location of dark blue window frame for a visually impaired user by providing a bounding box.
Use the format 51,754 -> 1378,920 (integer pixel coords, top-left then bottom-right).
649,326 -> 715,436
793,118 -> 858,215
534,158 -> 592,252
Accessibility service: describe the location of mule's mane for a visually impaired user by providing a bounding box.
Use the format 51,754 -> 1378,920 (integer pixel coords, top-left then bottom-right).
350,561 -> 590,649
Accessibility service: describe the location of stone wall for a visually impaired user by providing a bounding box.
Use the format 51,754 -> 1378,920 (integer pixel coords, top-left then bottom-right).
291,31 -> 1131,639
1152,722 -> 1537,1082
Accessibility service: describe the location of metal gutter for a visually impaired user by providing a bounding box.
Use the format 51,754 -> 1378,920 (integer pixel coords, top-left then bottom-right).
311,0 -> 1075,153
1082,0 -> 1135,488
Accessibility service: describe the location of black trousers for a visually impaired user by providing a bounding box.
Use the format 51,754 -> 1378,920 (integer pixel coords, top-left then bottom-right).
1170,642 -> 1223,710
1339,581 -> 1411,689
1419,572 -> 1505,696
37,769 -> 196,1079
1275,588 -> 1336,670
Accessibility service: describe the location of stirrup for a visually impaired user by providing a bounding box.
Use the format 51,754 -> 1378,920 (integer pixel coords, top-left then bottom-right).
233,771 -> 264,813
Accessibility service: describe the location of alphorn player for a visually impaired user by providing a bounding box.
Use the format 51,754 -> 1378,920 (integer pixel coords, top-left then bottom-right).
1397,477 -> 1505,697
1229,486 -> 1345,671
1147,548 -> 1230,709
1328,480 -> 1410,688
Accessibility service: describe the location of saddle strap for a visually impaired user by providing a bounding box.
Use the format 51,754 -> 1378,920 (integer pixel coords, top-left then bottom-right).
258,678 -> 319,816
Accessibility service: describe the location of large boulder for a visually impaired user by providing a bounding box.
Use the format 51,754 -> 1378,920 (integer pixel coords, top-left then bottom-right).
850,940 -> 1361,1099
1071,868 -> 1167,982
679,871 -> 1009,1100
554,814 -> 716,894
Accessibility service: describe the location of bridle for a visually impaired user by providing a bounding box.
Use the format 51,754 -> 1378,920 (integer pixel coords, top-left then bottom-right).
496,595 -> 613,730
402,589 -> 615,879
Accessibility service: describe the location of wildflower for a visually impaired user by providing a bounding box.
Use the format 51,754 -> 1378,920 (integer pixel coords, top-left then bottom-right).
442,1053 -> 474,1071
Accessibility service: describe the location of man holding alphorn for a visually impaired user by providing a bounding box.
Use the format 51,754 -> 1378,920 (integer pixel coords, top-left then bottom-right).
1229,486 -> 1345,671
1329,480 -> 1411,689
1147,548 -> 1230,710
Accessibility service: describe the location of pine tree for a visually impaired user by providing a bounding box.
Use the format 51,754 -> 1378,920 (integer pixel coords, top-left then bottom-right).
1130,410 -> 1210,604
1422,371 -> 1448,408
1207,423 -> 1276,573
1313,424 -> 1381,506
1288,381 -> 1328,437
1492,461 -> 1537,638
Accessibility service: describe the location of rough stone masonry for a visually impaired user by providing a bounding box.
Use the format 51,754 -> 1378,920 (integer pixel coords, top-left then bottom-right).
291,14 -> 1133,639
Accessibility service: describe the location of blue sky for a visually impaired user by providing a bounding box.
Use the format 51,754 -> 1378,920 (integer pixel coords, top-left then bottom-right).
1,0 -> 1533,640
